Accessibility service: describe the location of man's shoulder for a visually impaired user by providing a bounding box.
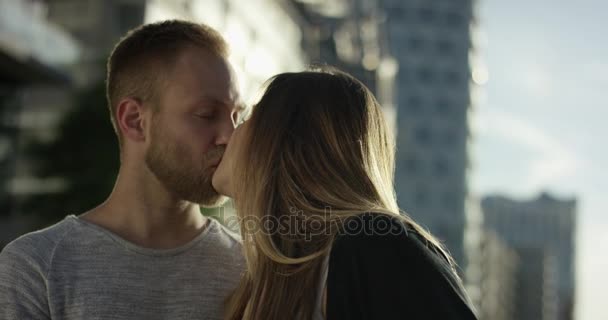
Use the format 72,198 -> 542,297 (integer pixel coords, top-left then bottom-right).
0,219 -> 75,320
0,216 -> 76,267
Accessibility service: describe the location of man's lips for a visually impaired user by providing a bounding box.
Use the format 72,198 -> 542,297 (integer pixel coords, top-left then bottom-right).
209,159 -> 222,169
206,151 -> 223,170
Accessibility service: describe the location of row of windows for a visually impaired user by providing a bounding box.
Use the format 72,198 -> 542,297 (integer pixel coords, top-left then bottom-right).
403,156 -> 449,176
386,6 -> 470,28
397,186 -> 465,213
488,222 -> 572,250
403,95 -> 466,115
0,136 -> 12,161
401,126 -> 464,147
485,212 -> 575,242
398,66 -> 470,86
400,153 -> 463,178
394,36 -> 470,58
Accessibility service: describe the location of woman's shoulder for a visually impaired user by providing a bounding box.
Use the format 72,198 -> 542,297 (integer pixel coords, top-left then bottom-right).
332,212 -> 439,258
331,212 -> 459,286
326,212 -> 478,319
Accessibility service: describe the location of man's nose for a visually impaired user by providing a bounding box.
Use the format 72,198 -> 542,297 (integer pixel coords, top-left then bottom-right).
215,118 -> 234,146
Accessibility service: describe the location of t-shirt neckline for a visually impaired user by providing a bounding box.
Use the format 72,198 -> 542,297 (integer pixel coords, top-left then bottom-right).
66,214 -> 216,257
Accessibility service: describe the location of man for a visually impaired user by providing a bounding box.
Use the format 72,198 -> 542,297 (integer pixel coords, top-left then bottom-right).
0,20 -> 245,319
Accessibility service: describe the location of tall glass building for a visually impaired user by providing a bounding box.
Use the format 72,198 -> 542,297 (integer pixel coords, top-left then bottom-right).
383,0 -> 478,271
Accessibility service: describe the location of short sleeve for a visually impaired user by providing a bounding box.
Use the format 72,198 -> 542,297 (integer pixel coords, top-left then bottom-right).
0,239 -> 51,320
326,214 -> 477,320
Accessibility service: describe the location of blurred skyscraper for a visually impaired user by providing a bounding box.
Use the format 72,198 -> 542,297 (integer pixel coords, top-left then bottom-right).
290,1 -> 487,314
382,0 -> 478,272
291,0 -> 480,278
3,0 -> 146,221
482,193 -> 577,320
290,0 -> 398,134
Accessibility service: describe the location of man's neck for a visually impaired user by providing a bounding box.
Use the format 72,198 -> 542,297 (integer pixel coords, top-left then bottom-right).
80,169 -> 208,250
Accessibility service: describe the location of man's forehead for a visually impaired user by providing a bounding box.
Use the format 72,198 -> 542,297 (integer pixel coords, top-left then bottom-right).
199,65 -> 241,106
199,94 -> 245,110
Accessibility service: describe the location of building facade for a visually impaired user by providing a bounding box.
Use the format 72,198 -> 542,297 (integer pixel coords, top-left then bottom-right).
475,231 -> 518,320
381,0 -> 478,272
0,0 -> 78,247
291,0 -> 480,277
482,193 -> 577,320
291,0 -> 398,133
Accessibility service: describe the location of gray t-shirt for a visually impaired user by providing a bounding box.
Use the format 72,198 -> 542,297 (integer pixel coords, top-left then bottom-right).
0,214 -> 245,320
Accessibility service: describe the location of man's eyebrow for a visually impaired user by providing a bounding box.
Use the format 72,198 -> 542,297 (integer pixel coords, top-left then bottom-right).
199,95 -> 245,110
191,97 -> 226,111
199,96 -> 224,105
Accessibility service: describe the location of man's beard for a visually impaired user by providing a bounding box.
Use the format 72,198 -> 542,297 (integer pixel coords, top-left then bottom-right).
145,128 -> 228,207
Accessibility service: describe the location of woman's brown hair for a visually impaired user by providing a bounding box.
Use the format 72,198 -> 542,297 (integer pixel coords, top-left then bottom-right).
225,68 -> 457,320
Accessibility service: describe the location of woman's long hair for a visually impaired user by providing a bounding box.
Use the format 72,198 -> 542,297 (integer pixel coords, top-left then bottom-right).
225,68 -> 458,320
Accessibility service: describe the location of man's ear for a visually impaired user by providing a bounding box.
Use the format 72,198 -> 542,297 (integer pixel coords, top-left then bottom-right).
116,98 -> 146,143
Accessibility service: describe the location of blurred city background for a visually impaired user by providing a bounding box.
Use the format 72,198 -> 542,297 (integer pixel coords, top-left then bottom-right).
0,0 -> 604,319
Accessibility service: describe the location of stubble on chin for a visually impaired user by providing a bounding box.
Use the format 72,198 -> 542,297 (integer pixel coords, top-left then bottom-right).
145,139 -> 228,207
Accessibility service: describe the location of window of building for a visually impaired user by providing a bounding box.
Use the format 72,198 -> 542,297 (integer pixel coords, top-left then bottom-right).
0,136 -> 10,160
407,95 -> 423,113
404,155 -> 419,173
397,66 -> 409,83
389,7 -> 408,21
415,187 -> 429,208
417,66 -> 435,84
418,7 -> 436,23
445,11 -> 466,28
436,99 -> 450,114
442,192 -> 461,211
414,126 -> 431,145
441,129 -> 459,146
444,70 -> 461,85
433,156 -> 449,177
408,35 -> 424,52
437,40 -> 454,56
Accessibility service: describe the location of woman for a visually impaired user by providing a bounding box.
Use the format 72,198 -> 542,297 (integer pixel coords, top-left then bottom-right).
212,68 -> 478,320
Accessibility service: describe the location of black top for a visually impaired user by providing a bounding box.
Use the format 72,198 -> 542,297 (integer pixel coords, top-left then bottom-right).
326,213 -> 478,320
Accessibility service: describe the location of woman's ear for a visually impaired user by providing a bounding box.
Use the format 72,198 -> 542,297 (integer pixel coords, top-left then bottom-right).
116,98 -> 146,143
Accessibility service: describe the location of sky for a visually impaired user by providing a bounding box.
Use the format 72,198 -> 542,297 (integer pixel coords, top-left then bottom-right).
471,0 -> 607,319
